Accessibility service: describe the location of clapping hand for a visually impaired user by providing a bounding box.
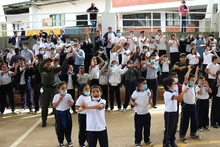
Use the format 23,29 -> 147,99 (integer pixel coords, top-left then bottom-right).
66,52 -> 74,59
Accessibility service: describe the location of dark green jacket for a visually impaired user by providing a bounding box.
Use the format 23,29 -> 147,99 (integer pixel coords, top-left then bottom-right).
39,59 -> 68,87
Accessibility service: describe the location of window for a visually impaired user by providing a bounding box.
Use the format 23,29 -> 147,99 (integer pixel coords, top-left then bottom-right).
76,14 -> 88,27
50,14 -> 65,27
166,13 -> 180,26
122,13 -> 151,27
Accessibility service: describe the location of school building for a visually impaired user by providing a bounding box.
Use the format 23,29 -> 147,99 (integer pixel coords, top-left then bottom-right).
0,0 -> 220,36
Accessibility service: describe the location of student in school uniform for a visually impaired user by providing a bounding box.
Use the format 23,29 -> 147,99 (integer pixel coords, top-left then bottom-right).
179,65 -> 201,143
196,76 -> 212,131
89,56 -> 105,86
161,55 -> 170,79
186,48 -> 200,74
77,66 -> 91,97
52,82 -> 74,147
130,77 -> 154,147
17,57 -> 33,113
78,85 -> 109,147
163,77 -> 189,147
109,60 -> 128,111
210,70 -> 220,128
205,56 -> 220,87
109,41 -> 124,64
63,65 -> 77,113
75,83 -> 91,147
0,63 -> 18,114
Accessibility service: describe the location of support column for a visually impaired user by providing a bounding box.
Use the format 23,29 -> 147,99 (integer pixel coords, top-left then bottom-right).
161,12 -> 166,32
205,0 -> 214,18
0,4 -> 7,36
102,0 -> 116,34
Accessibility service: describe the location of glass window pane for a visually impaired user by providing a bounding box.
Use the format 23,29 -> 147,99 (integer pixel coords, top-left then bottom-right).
174,13 -> 180,25
166,13 -> 173,26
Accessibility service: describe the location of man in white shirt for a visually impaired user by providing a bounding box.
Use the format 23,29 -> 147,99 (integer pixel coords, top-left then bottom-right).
32,37 -> 43,56
138,31 -> 148,50
126,30 -> 137,52
6,46 -> 15,64
155,29 -> 168,56
205,56 -> 220,86
21,42 -> 34,65
114,30 -> 127,45
103,27 -> 117,59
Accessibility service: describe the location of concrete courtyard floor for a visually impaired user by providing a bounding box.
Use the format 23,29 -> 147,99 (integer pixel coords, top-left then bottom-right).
0,102 -> 220,147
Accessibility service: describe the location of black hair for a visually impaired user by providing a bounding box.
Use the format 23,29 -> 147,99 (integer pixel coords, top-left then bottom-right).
140,30 -> 145,34
90,85 -> 102,93
196,32 -> 203,40
36,54 -> 43,60
81,83 -> 90,94
18,57 -> 25,62
136,77 -> 146,86
57,81 -> 67,90
67,64 -> 73,70
152,49 -> 159,54
157,29 -> 162,32
198,75 -> 205,80
127,60 -> 133,65
169,72 -> 177,77
124,42 -> 130,47
116,29 -> 120,33
188,73 -> 195,80
171,33 -> 176,40
212,56 -> 218,62
150,53 -> 156,58
190,47 -> 196,55
15,48 -> 20,54
163,77 -> 174,91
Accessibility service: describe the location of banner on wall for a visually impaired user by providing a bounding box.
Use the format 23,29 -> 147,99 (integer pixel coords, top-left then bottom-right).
42,18 -> 52,27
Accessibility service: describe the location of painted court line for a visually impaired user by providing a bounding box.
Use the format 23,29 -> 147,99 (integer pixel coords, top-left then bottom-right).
10,119 -> 41,147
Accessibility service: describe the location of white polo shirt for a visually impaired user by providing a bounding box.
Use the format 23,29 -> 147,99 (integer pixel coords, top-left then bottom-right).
186,53 -> 200,65
169,40 -> 179,53
89,65 -> 100,80
182,84 -> 196,104
206,62 -> 220,79
203,52 -> 213,65
110,51 -> 119,64
0,71 -> 13,85
139,37 -> 148,50
131,89 -> 151,115
164,91 -> 178,112
156,34 -> 167,50
127,37 -> 137,52
52,93 -> 74,111
67,74 -> 74,90
75,94 -> 90,114
195,85 -> 209,100
85,98 -> 106,131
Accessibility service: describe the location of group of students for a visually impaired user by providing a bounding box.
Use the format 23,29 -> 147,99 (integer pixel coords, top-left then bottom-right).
0,28 -> 220,147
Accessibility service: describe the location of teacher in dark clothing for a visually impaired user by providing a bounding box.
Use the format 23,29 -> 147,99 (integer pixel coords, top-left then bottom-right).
87,3 -> 99,33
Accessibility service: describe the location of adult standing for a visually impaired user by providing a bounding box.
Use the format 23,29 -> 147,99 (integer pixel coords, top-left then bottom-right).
95,30 -> 104,52
8,31 -> 30,49
168,33 -> 180,67
59,29 -> 67,43
178,0 -> 189,32
81,33 -> 93,73
73,39 -> 85,74
172,53 -> 189,84
138,31 -> 148,51
193,32 -> 206,60
155,29 -> 168,56
87,3 -> 99,33
39,53 -> 73,127
126,30 -> 137,52
103,27 -> 117,59
21,42 -> 35,65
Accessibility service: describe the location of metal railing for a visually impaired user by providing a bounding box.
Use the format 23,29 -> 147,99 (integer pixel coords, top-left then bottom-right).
0,10 -> 215,36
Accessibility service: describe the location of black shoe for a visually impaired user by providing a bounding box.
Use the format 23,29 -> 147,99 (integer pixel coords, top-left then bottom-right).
153,105 -> 157,108
163,144 -> 172,147
68,142 -> 73,147
171,142 -> 178,147
49,111 -> 55,115
211,124 -> 219,128
42,121 -> 47,127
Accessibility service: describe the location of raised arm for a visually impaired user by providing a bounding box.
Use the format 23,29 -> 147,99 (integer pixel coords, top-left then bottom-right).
54,53 -> 74,73
184,65 -> 192,84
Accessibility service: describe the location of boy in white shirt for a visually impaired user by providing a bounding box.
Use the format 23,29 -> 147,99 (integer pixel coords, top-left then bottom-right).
161,55 -> 170,79
130,77 -> 153,147
163,77 -> 188,147
77,66 -> 91,96
138,31 -> 148,50
79,85 -> 108,147
205,56 -> 220,87
196,76 -> 212,131
52,82 -> 74,147
75,83 -> 91,147
180,65 -> 201,143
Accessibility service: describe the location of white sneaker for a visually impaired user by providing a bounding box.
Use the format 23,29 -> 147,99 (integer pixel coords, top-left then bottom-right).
131,107 -> 135,111
20,109 -> 26,113
122,108 -> 126,112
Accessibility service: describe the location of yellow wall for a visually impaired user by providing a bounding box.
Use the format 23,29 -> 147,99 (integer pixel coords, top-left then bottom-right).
27,29 -> 61,36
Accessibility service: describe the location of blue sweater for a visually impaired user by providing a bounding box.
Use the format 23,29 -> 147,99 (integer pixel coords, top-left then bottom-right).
74,49 -> 85,65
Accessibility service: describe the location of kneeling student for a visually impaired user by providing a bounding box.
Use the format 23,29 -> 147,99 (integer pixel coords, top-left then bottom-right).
130,77 -> 154,147
78,85 -> 108,147
163,77 -> 189,147
52,82 -> 74,147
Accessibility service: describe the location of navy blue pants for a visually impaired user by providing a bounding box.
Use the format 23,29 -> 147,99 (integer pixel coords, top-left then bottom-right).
100,85 -> 109,109
180,103 -> 198,138
78,113 -> 87,146
211,97 -> 220,125
197,99 -> 209,128
67,89 -> 75,111
55,110 -> 72,144
124,80 -> 136,109
19,84 -> 33,110
87,129 -> 108,147
163,112 -> 178,145
33,83 -> 41,112
170,52 -> 179,67
1,83 -> 15,113
109,85 -> 121,110
147,79 -> 158,106
134,113 -> 151,144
